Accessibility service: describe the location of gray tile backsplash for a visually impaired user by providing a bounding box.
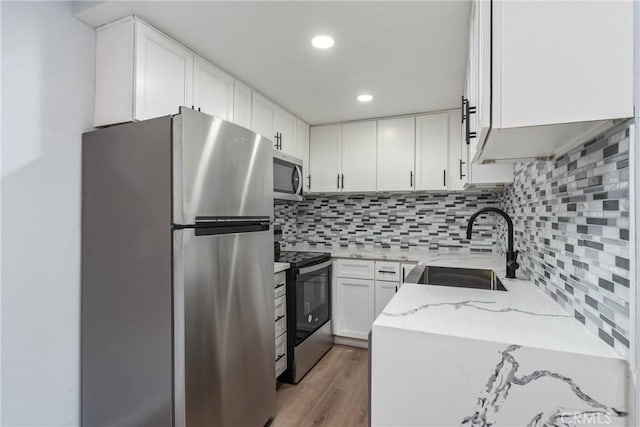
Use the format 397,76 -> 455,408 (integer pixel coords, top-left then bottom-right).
275,192 -> 500,252
497,120 -> 632,357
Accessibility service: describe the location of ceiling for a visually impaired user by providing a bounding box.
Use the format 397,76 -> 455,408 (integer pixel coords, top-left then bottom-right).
74,1 -> 472,125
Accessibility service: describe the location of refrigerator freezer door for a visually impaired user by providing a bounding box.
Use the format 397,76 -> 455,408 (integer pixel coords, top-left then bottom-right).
174,227 -> 275,427
173,108 -> 273,225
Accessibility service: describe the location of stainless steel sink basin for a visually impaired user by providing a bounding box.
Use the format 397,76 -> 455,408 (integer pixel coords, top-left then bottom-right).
407,266 -> 507,291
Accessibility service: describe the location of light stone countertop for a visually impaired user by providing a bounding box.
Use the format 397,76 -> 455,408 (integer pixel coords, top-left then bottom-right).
373,253 -> 622,359
274,262 -> 290,274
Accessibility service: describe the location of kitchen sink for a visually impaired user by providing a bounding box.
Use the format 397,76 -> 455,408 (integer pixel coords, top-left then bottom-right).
407,266 -> 507,291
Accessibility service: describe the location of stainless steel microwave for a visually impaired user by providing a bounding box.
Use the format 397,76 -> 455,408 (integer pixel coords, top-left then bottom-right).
273,150 -> 303,202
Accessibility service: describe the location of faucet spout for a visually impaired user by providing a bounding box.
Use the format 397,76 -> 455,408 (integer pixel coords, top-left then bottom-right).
467,207 -> 519,278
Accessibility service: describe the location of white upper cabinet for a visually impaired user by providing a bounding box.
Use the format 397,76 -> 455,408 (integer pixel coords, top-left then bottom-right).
467,0 -> 633,162
251,92 -> 276,145
134,20 -> 194,122
376,117 -> 415,192
341,121 -> 377,192
415,113 -> 448,191
95,17 -> 194,126
447,109 -> 466,191
94,16 -> 307,141
193,55 -> 234,121
296,119 -> 310,192
273,108 -> 297,157
309,125 -> 342,193
233,80 -> 252,129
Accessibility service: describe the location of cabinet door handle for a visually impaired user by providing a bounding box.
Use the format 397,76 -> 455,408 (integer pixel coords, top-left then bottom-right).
307,175 -> 311,190
337,174 -> 340,189
443,169 -> 447,187
464,99 -> 477,145
461,96 -> 466,123
410,171 -> 413,187
395,286 -> 398,292
341,174 -> 344,189
459,159 -> 466,179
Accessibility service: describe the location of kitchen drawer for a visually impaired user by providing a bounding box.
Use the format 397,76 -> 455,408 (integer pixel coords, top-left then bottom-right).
275,332 -> 287,359
275,295 -> 287,338
336,259 -> 375,280
275,316 -> 286,340
275,338 -> 287,378
274,271 -> 286,299
275,295 -> 286,319
375,261 -> 400,282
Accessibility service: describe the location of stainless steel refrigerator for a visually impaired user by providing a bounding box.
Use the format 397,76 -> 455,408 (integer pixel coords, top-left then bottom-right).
81,108 -> 275,427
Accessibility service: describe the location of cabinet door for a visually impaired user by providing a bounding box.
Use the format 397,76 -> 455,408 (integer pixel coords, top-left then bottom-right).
193,56 -> 234,121
400,263 -> 417,287
374,281 -> 397,319
251,93 -> 275,146
336,278 -> 375,340
447,109 -> 465,191
233,80 -> 252,129
273,108 -> 297,156
309,125 -> 342,193
376,117 -> 415,191
296,119 -> 310,192
135,20 -> 193,121
415,113 -> 449,191
341,121 -> 377,192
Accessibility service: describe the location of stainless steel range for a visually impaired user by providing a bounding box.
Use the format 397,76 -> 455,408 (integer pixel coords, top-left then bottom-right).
275,251 -> 334,383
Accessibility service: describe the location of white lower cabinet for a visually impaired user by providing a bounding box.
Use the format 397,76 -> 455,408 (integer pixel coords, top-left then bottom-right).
335,277 -> 375,340
374,281 -> 398,319
335,259 -> 404,341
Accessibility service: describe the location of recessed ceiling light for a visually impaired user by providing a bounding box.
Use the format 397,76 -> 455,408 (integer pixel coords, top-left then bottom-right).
357,94 -> 373,103
311,35 -> 334,49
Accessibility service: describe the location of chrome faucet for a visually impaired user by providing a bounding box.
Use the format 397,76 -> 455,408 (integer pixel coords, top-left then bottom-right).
466,207 -> 520,279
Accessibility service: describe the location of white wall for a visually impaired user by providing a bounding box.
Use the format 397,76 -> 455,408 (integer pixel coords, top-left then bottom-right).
1,2 -> 95,425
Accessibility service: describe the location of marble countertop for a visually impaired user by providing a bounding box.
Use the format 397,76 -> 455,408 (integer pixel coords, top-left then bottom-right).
274,262 -> 290,274
373,254 -> 622,360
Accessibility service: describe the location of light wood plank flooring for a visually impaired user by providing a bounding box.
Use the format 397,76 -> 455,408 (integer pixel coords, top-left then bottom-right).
272,345 -> 368,427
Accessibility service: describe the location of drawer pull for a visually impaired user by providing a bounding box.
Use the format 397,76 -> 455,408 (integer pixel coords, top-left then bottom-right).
275,353 -> 285,362
378,270 -> 396,274
275,315 -> 285,322
274,283 -> 285,289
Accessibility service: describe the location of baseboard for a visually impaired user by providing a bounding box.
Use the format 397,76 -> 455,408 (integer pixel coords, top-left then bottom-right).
334,335 -> 368,349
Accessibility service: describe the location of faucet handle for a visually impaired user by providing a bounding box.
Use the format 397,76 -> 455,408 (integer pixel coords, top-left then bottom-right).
507,250 -> 520,271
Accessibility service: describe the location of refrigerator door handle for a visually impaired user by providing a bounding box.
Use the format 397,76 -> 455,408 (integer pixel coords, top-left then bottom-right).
193,216 -> 271,236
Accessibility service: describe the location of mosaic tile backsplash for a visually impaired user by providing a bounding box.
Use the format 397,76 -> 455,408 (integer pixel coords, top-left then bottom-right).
497,120 -> 632,357
275,193 -> 500,252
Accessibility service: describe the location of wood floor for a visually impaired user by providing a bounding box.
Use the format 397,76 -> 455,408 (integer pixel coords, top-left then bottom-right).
272,345 -> 369,427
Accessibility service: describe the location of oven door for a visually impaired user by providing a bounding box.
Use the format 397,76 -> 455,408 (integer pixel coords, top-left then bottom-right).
273,155 -> 303,201
294,260 -> 331,346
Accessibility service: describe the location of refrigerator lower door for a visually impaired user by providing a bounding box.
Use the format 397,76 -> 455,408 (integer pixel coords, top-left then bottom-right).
174,227 -> 275,427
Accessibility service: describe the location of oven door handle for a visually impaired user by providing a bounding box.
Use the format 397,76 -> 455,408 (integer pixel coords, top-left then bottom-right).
297,260 -> 332,276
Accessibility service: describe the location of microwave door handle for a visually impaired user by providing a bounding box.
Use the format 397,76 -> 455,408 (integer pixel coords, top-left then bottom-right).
294,165 -> 303,195
297,260 -> 332,276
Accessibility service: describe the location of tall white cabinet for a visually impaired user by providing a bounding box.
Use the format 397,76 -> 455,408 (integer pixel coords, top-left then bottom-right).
376,117 -> 416,192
